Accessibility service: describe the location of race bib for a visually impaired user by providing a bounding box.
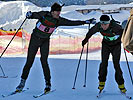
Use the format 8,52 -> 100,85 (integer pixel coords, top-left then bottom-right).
36,22 -> 56,33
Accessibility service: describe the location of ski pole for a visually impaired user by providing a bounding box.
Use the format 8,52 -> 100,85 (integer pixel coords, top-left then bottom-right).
0,18 -> 27,58
0,65 -> 6,76
83,42 -> 89,87
83,23 -> 90,87
124,49 -> 133,85
72,46 -> 84,89
0,18 -> 27,77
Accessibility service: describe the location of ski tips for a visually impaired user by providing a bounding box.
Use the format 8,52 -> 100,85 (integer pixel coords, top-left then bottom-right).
2,95 -> 5,98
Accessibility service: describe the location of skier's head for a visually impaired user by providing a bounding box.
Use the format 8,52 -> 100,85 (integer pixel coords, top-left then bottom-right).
100,15 -> 110,24
51,3 -> 64,18
100,15 -> 110,30
51,3 -> 62,12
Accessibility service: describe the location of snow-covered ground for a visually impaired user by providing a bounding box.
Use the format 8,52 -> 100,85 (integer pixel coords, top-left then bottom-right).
0,1 -> 133,100
0,56 -> 133,100
0,1 -> 131,35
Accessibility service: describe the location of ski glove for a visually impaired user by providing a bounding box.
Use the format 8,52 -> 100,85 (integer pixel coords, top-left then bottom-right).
85,18 -> 96,24
82,38 -> 88,46
26,11 -> 32,18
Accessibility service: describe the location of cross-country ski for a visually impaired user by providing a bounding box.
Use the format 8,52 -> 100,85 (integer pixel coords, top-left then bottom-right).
33,89 -> 56,98
96,90 -> 105,98
2,88 -> 29,98
121,92 -> 132,99
0,75 -> 18,78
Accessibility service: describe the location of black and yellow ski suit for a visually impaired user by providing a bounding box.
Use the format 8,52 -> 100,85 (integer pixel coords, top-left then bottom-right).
83,20 -> 125,85
21,11 -> 86,83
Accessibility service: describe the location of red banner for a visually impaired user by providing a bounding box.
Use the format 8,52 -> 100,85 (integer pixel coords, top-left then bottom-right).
0,29 -> 22,37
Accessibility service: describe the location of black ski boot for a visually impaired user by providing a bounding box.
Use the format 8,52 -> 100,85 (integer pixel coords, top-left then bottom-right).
44,81 -> 51,93
16,79 -> 26,92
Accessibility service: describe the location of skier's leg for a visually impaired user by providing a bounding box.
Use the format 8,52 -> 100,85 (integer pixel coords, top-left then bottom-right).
112,44 -> 126,93
98,42 -> 110,90
40,39 -> 51,92
21,34 -> 39,80
16,34 -> 39,91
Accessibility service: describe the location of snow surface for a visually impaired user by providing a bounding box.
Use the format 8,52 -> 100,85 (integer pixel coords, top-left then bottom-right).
0,1 -> 131,35
0,1 -> 133,100
0,56 -> 133,100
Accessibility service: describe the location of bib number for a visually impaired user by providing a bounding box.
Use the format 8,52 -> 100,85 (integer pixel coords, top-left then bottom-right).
44,27 -> 50,32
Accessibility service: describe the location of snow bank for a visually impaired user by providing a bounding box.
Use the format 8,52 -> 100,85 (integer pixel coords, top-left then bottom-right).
0,1 -> 132,34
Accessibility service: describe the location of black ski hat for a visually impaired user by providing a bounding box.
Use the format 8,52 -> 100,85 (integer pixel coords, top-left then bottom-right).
100,15 -> 110,24
51,3 -> 64,12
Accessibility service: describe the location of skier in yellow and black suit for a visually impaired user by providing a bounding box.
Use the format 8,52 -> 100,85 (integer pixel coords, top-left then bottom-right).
82,15 -> 127,93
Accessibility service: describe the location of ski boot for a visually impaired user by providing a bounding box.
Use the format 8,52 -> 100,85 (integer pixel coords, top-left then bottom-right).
98,82 -> 105,92
16,79 -> 26,92
44,81 -> 51,94
118,84 -> 127,93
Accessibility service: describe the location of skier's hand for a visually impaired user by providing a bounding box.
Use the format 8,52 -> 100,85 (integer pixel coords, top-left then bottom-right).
26,11 -> 32,18
85,18 -> 96,24
82,38 -> 88,46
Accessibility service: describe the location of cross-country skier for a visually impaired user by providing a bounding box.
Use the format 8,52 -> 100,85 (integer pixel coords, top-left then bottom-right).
16,2 -> 95,93
82,15 -> 127,93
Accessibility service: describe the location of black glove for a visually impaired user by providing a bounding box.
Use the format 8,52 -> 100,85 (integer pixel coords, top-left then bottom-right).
82,38 -> 88,46
85,18 -> 96,24
26,11 -> 32,18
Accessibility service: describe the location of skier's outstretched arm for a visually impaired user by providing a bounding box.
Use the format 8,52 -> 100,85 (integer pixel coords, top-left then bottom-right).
58,17 -> 96,26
